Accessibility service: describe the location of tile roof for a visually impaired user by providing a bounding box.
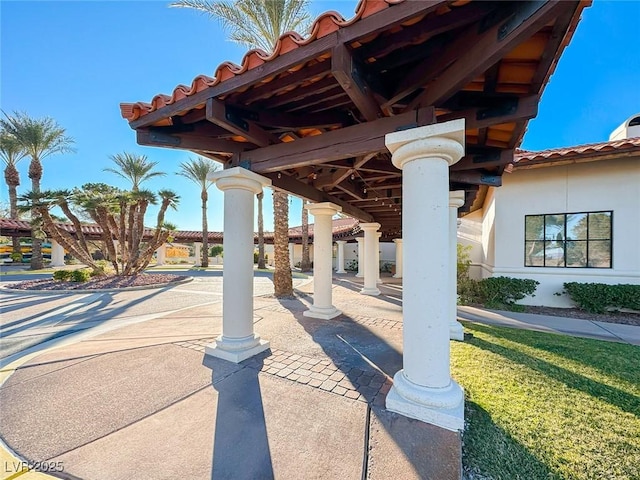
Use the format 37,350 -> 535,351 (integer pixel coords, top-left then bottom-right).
514,137 -> 640,166
119,0 -> 407,122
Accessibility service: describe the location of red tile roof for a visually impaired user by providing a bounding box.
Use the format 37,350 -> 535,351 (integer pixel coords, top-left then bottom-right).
513,137 -> 640,167
120,0 -> 407,122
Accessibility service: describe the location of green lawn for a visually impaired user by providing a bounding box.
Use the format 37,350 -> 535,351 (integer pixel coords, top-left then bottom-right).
452,322 -> 640,480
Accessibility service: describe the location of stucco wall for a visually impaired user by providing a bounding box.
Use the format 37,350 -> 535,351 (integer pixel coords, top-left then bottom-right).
480,156 -> 640,307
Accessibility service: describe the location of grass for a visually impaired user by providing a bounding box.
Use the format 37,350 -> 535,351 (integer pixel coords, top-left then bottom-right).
452,322 -> 640,480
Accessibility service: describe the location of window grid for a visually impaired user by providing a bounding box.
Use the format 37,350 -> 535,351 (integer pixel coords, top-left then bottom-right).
524,211 -> 612,268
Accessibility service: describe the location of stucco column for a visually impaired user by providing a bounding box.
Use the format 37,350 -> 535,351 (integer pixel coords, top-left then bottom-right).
304,202 -> 342,320
360,223 -> 381,296
384,119 -> 466,431
393,238 -> 403,279
375,232 -> 382,283
335,240 -> 347,274
205,167 -> 271,363
156,244 -> 166,266
289,242 -> 295,269
194,242 -> 202,267
355,237 -> 364,277
50,239 -> 65,267
449,191 -> 466,341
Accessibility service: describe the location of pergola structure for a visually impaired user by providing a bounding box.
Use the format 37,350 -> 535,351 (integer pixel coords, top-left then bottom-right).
120,0 -> 588,431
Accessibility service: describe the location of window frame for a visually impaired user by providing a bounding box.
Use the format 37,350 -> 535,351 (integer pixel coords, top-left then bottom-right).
524,211 -> 613,268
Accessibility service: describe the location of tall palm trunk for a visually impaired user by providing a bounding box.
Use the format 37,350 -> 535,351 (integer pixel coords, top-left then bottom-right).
4,163 -> 21,255
301,199 -> 311,271
201,189 -> 209,267
273,191 -> 292,297
257,191 -> 266,269
29,157 -> 44,270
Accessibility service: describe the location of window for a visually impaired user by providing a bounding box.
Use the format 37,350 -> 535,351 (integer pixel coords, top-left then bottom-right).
524,211 -> 612,268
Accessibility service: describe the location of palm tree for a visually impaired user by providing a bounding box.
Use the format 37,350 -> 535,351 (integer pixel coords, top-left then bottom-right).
104,152 -> 166,192
170,0 -> 311,52
176,156 -> 219,267
0,130 -> 27,256
256,191 -> 266,269
0,112 -> 75,269
273,190 -> 292,296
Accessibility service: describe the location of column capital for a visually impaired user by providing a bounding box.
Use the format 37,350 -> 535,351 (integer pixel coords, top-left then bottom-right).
335,240 -> 347,245
393,238 -> 403,245
305,202 -> 341,216
210,167 -> 271,194
449,190 -> 465,208
385,119 -> 465,170
355,237 -> 365,243
359,222 -> 381,232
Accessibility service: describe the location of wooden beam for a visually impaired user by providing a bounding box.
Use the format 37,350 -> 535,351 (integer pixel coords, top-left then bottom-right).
206,98 -> 279,147
128,1 -> 445,130
335,181 -> 365,200
449,171 -> 502,186
439,95 -> 539,130
264,173 -> 374,222
331,44 -> 381,121
137,129 -> 245,154
408,1 -> 569,110
242,107 -> 435,173
450,149 -> 514,171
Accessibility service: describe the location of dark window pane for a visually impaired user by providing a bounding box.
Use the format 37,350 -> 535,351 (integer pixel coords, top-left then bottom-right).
525,241 -> 544,266
525,216 -> 545,241
544,240 -> 565,267
566,213 -> 587,240
588,240 -> 611,268
588,212 -> 611,239
566,241 -> 587,267
545,214 -> 565,241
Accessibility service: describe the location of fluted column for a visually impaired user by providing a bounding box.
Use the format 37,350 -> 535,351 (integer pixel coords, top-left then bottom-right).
304,202 -> 342,320
384,119 -> 466,431
392,238 -> 403,278
355,237 -> 364,277
449,191 -> 466,341
205,167 -> 271,363
335,240 -> 346,274
360,223 -> 381,296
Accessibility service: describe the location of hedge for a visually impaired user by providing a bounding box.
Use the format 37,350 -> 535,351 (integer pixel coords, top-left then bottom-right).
563,282 -> 640,314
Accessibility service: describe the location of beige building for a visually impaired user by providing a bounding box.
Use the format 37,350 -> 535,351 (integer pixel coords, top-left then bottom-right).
460,115 -> 640,307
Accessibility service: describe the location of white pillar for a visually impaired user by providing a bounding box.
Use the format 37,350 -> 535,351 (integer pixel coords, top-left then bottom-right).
375,232 -> 382,283
194,242 -> 202,267
449,191 -> 466,341
335,240 -> 346,274
205,167 -> 271,363
304,203 -> 342,320
392,238 -> 403,278
156,244 -> 166,266
355,237 -> 364,277
289,242 -> 295,269
50,239 -> 65,267
360,223 -> 381,296
384,119 -> 466,431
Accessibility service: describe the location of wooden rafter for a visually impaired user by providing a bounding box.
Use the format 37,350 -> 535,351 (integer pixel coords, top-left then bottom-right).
206,98 -> 279,147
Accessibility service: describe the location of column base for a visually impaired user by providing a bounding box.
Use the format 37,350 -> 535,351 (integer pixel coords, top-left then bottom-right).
205,335 -> 270,363
50,263 -> 65,268
303,305 -> 342,320
450,321 -> 464,341
355,273 -> 364,278
392,274 -> 402,279
335,269 -> 346,274
360,286 -> 381,296
386,371 -> 464,432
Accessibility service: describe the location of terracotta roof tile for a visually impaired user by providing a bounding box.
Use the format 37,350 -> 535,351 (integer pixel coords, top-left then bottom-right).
514,137 -> 640,166
120,0 -> 405,122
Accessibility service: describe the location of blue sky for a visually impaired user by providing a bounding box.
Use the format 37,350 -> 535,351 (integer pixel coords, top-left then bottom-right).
2,1 -> 639,232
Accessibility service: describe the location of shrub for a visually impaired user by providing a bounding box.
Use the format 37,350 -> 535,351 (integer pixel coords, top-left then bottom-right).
458,276 -> 539,310
346,259 -> 358,272
53,270 -> 73,281
90,259 -> 114,277
10,252 -> 23,263
210,245 -> 223,257
563,282 -> 640,314
457,244 -> 472,282
70,268 -> 91,283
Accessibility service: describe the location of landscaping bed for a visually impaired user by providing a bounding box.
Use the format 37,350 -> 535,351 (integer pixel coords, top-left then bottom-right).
523,305 -> 640,326
6,273 -> 188,291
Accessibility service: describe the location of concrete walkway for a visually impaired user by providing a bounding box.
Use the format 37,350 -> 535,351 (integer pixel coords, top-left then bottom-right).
0,272 -> 638,480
